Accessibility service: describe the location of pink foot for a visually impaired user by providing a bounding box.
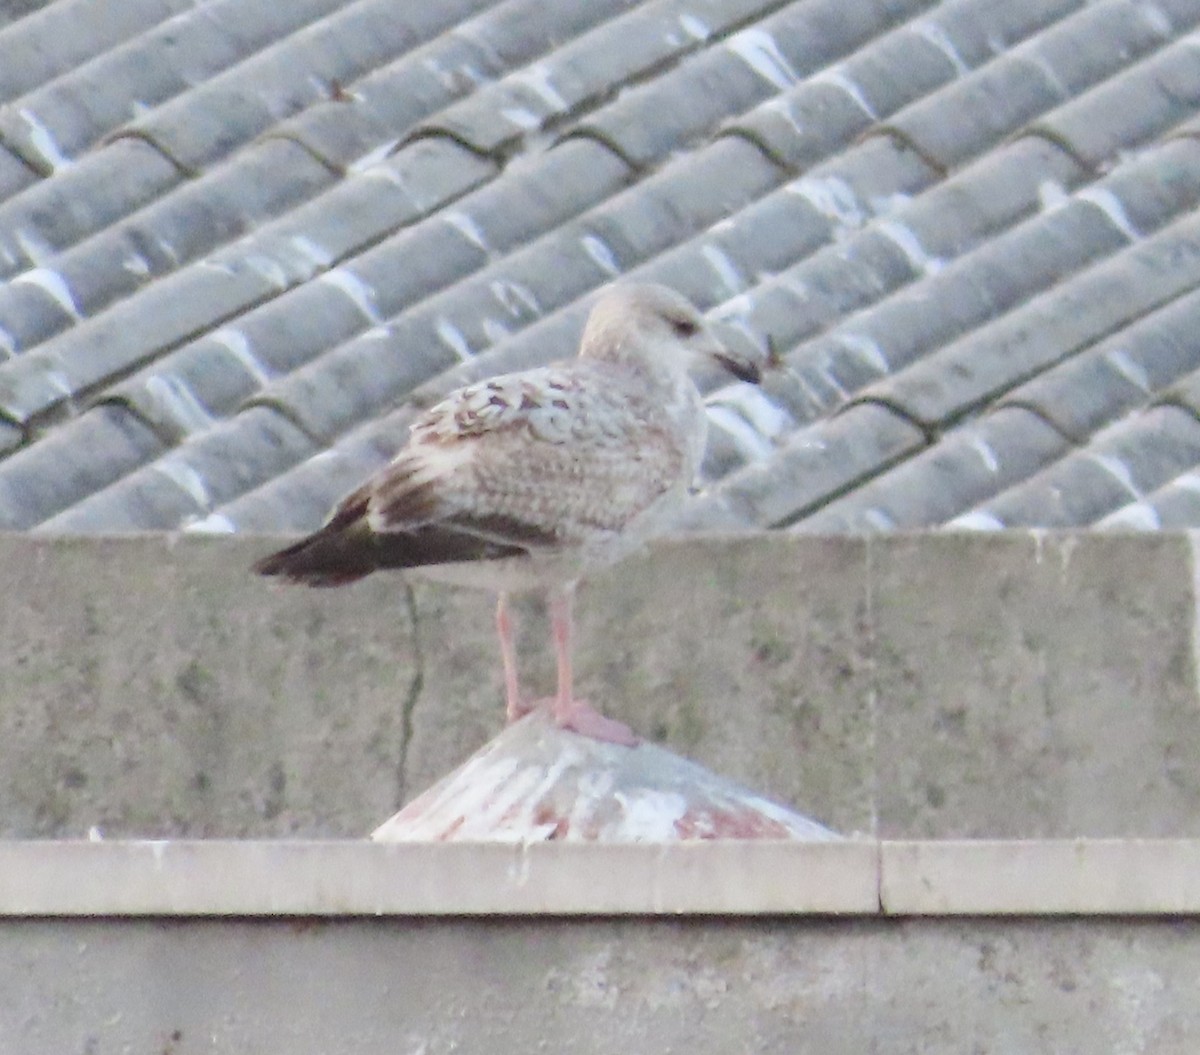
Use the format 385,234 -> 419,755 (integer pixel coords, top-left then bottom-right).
549,698 -> 639,747
506,697 -> 535,722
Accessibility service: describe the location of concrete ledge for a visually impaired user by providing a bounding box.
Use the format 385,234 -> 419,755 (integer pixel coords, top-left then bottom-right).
882,839 -> 1200,915
3,839 -> 1200,917
0,840 -> 876,916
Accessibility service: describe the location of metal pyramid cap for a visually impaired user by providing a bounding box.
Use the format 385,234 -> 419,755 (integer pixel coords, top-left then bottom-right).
373,711 -> 837,842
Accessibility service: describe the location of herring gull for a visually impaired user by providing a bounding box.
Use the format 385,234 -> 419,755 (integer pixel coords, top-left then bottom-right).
254,283 -> 769,746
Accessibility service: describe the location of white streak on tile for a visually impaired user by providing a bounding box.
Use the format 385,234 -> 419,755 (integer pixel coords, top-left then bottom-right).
835,332 -> 889,375
501,106 -> 542,131
968,434 -> 1000,473
787,176 -> 865,237
444,210 -> 491,253
154,456 -> 211,508
727,29 -> 798,91
706,404 -> 774,461
911,21 -> 970,76
14,229 -> 55,267
811,66 -> 878,119
184,512 -> 237,534
209,328 -> 271,385
947,510 -> 1006,531
14,268 -> 81,319
435,317 -> 473,362
490,278 -> 540,316
18,108 -> 71,171
144,375 -> 214,434
1104,348 -> 1150,392
1078,186 -> 1140,241
678,13 -> 710,40
1089,453 -> 1141,498
875,219 -> 944,275
516,63 -> 567,110
701,244 -> 746,294
319,268 -> 382,324
1100,502 -> 1161,531
581,234 -> 621,276
708,384 -> 790,438
1038,180 -> 1070,212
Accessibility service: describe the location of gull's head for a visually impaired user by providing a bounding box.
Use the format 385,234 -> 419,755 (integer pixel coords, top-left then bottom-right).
580,283 -> 766,384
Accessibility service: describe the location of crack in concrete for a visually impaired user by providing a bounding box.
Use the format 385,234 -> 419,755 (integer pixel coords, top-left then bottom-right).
394,582 -> 425,809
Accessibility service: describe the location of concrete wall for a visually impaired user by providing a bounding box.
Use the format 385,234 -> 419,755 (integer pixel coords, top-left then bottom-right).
2,531 -> 1198,839
5,914 -> 1197,1055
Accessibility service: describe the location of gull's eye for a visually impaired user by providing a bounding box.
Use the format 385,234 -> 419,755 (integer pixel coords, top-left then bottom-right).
668,315 -> 698,338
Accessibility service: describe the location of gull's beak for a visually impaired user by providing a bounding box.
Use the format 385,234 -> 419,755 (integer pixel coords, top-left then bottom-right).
714,351 -> 762,385
706,323 -> 777,385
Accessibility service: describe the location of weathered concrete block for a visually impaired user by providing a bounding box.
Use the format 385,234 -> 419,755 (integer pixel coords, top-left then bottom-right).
0,532 -> 1197,839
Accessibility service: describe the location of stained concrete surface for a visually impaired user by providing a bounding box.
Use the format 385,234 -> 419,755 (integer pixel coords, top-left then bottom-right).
0,531 -> 1197,839
2,916 -> 1198,1054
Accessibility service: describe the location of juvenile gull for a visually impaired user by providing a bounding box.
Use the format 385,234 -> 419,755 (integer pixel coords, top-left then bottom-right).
255,283 -> 768,746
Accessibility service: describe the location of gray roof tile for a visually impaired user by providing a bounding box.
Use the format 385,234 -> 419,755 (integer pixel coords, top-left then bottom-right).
1030,32 -> 1200,169
0,140 -> 182,280
1097,469 -> 1200,531
40,406 -> 316,532
0,404 -> 164,528
951,405 -> 1200,529
2,0 -> 1200,534
416,0 -> 758,157
857,205 -> 1200,429
685,403 -> 926,529
724,0 -> 1069,170
0,138 -> 334,349
0,0 -> 192,106
575,0 -> 931,168
1003,283 -> 1200,440
0,145 -> 35,204
120,0 -> 428,172
794,407 -> 1070,532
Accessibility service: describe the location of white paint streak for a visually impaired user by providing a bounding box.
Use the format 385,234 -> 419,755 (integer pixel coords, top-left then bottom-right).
678,13 -> 710,40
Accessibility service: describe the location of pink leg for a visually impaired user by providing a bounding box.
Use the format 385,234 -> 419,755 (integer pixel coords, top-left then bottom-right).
548,586 -> 638,747
496,593 -> 530,722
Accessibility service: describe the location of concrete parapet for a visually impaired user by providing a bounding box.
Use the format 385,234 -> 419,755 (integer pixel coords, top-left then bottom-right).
1,531 -> 1196,839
